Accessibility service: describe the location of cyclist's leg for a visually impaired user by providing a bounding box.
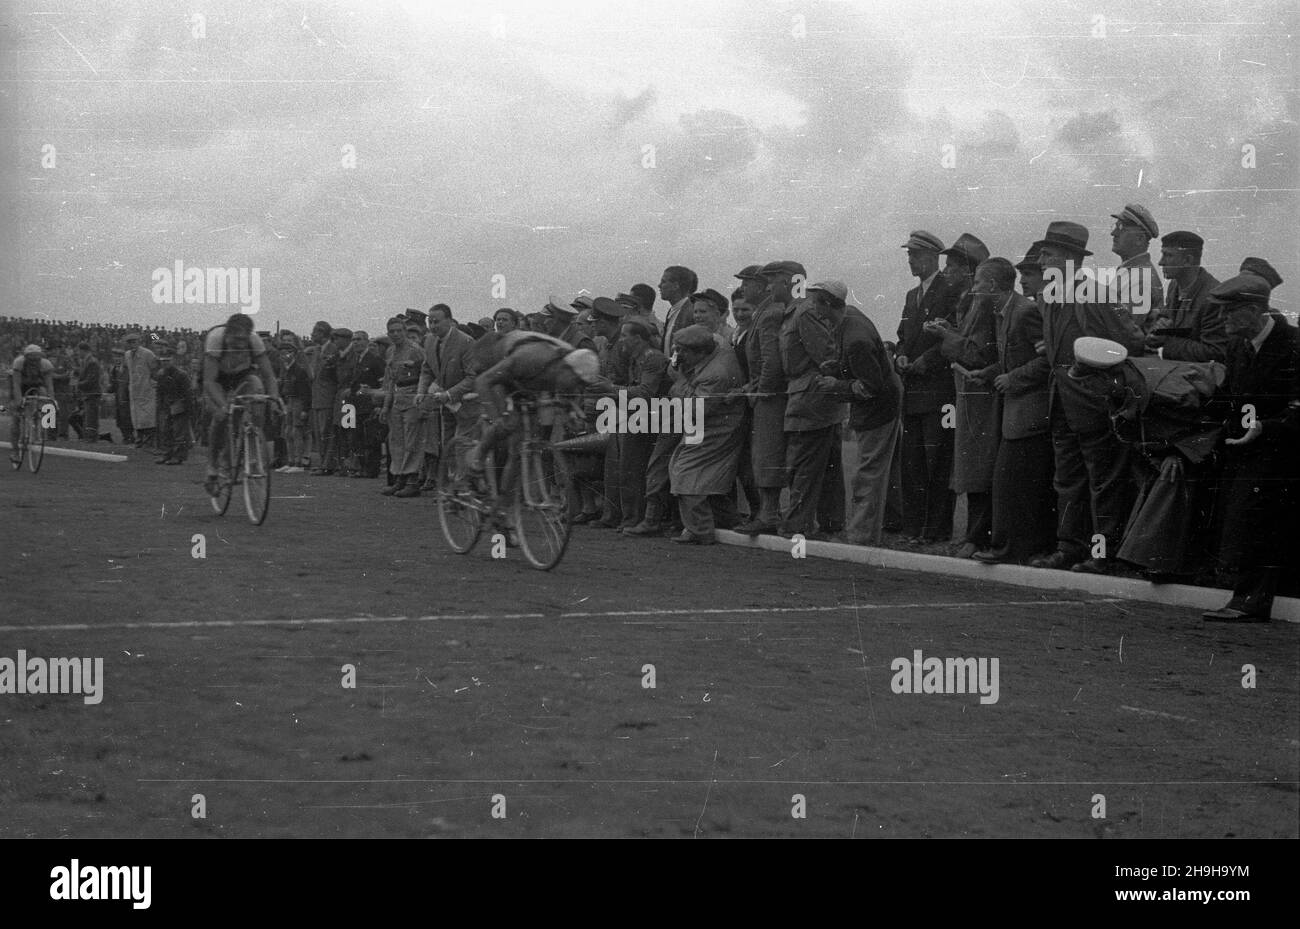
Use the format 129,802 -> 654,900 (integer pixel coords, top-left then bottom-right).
8,399 -> 21,460
206,388 -> 230,479
235,374 -> 266,472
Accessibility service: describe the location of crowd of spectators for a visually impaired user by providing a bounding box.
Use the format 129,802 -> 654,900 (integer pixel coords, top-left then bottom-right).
5,205 -> 1297,621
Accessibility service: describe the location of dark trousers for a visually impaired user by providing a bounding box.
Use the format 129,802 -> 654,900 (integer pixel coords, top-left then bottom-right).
963,491 -> 993,547
642,432 -> 682,523
1215,451 -> 1297,617
1050,417 -> 1135,559
612,432 -> 654,527
900,411 -> 954,540
734,411 -> 761,516
160,410 -> 192,461
115,396 -> 134,444
781,425 -> 838,535
884,426 -> 904,531
818,424 -> 845,532
989,432 -> 1056,561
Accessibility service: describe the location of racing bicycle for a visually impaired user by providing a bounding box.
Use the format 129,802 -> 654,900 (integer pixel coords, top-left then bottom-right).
436,393 -> 576,570
9,390 -> 54,473
208,392 -> 285,525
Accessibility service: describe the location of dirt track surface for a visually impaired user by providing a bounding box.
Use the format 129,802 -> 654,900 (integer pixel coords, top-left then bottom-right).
2,445 -> 1297,838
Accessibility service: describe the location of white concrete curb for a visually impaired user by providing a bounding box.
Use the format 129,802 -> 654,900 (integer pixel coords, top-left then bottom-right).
1,440 -> 127,463
717,530 -> 1300,624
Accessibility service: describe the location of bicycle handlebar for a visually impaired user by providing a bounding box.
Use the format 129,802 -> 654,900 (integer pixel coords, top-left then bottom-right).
225,393 -> 286,412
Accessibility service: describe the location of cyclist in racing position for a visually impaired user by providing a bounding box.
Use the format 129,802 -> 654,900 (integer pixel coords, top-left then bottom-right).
202,312 -> 281,496
9,344 -> 56,465
464,329 -> 610,513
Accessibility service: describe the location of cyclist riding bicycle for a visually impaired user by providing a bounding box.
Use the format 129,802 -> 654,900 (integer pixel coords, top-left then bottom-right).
465,329 -> 609,482
202,313 -> 281,496
9,344 -> 55,465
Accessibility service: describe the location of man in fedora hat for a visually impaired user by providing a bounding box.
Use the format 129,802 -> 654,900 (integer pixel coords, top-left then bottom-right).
939,233 -> 990,303
1147,231 -> 1228,362
895,231 -> 961,543
1030,221 -> 1146,574
1110,203 -> 1164,320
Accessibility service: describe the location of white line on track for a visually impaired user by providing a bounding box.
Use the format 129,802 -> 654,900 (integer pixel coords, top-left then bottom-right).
0,598 -> 1121,633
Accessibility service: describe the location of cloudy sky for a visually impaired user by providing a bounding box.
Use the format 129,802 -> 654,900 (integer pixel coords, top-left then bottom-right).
0,0 -> 1295,337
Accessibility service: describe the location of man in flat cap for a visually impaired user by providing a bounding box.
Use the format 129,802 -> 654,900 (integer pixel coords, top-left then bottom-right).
1110,203 -> 1164,321
732,262 -> 799,533
666,324 -> 747,544
778,275 -> 848,539
1203,272 -> 1299,622
1016,245 -> 1045,302
690,289 -> 735,346
1239,257 -> 1283,292
1030,221 -> 1146,574
405,308 -> 429,338
657,266 -> 699,355
1148,231 -> 1228,362
810,281 -> 901,546
896,231 -> 961,543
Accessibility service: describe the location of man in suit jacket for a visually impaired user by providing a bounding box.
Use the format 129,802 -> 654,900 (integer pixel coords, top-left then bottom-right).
974,249 -> 1056,564
896,230 -> 961,542
74,341 -> 103,442
417,305 -> 479,491
657,265 -> 699,355
1109,203 -> 1164,323
1146,231 -> 1227,362
1030,221 -> 1146,574
815,282 -> 901,546
1203,273 -> 1300,622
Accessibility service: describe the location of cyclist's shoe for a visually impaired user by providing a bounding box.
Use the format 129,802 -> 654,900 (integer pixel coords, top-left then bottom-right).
8,454 -> 21,466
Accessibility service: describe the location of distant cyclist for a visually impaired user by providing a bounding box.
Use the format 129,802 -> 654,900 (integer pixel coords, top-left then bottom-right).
202,313 -> 281,496
465,329 -> 608,480
9,344 -> 55,465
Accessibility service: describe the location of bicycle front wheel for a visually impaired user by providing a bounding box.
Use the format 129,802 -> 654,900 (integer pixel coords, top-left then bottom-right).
27,411 -> 45,473
12,412 -> 28,470
242,424 -> 271,525
436,454 -> 484,554
513,440 -> 571,570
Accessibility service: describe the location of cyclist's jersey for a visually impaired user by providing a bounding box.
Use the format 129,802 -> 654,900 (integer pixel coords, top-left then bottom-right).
484,331 -> 574,396
204,327 -> 268,390
11,355 -> 53,391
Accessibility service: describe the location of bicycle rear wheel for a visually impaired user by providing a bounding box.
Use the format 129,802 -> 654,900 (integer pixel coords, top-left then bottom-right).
513,439 -> 571,570
436,454 -> 484,554
27,410 -> 45,473
242,423 -> 271,525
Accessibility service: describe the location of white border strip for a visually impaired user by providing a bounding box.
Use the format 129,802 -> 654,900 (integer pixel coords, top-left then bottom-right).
717,531 -> 1300,624
0,440 -> 126,462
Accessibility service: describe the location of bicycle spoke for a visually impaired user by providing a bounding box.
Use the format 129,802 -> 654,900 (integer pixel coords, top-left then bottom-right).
513,442 -> 571,570
436,455 -> 484,554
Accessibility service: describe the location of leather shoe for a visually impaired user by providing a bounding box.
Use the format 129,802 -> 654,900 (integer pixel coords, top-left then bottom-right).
1071,557 -> 1119,575
954,542 -> 978,559
733,518 -> 779,536
623,521 -> 663,536
1202,607 -> 1269,623
380,481 -> 401,496
1031,550 -> 1082,570
572,511 -> 600,524
972,548 -> 1009,565
394,483 -> 421,498
672,530 -> 716,545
